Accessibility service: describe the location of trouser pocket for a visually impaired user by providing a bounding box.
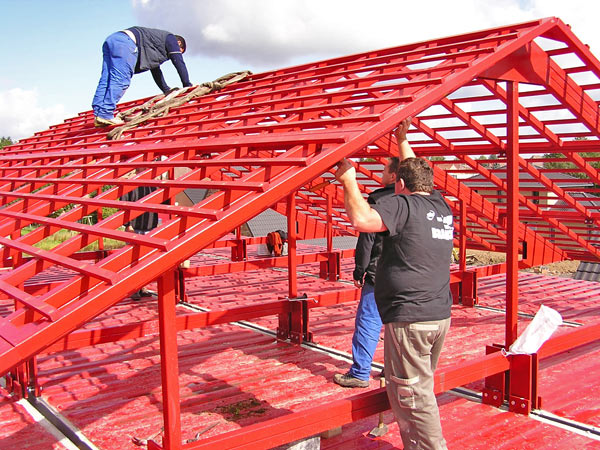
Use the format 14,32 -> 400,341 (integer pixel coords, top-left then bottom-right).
390,374 -> 419,409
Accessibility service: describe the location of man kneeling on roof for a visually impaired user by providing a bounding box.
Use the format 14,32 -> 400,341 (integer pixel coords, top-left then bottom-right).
92,26 -> 193,127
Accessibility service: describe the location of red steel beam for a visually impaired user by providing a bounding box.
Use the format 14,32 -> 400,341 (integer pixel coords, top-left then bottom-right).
506,81 -> 520,347
157,271 -> 182,450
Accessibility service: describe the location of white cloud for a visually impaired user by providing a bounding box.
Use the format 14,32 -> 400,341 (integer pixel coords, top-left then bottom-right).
131,0 -> 600,68
130,0 -> 524,66
0,89 -> 66,141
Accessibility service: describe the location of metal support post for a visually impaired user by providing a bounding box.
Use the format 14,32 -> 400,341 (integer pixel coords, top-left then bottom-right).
277,310 -> 291,341
459,199 -> 467,273
231,238 -> 247,261
278,193 -> 300,342
302,299 -> 314,343
288,193 -> 298,299
320,252 -> 341,281
148,271 -> 182,450
450,283 -> 460,305
287,193 -> 305,344
326,194 -> 333,253
506,80 -> 519,347
174,269 -> 188,303
461,271 -> 477,307
27,356 -> 40,397
508,353 -> 541,414
482,344 -> 506,407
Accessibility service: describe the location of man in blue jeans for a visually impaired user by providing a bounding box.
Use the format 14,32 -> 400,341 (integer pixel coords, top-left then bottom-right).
92,26 -> 193,127
333,157 -> 399,388
335,118 -> 453,449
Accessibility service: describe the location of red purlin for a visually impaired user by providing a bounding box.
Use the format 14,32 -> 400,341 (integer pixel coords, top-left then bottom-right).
0,16 -> 599,449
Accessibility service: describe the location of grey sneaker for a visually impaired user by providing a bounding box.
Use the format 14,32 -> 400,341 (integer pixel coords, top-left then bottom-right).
94,116 -> 124,127
333,373 -> 369,388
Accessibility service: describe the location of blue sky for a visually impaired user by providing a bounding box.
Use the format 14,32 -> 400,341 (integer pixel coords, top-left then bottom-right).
2,0 -> 600,140
0,0 -> 246,138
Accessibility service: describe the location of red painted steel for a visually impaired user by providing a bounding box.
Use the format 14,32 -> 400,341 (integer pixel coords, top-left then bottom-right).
0,386 -> 69,449
506,81 -> 520,347
158,271 -> 183,449
1,16 -> 600,449
13,262 -> 598,449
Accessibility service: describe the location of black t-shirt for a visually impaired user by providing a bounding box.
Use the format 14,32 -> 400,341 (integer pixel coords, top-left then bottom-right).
372,190 -> 453,323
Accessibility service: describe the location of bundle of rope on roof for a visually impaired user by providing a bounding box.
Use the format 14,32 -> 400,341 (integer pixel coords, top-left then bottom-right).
107,70 -> 252,140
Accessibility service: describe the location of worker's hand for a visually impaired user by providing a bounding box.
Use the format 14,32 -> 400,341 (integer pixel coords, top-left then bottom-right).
394,117 -> 412,143
126,225 -> 134,232
335,158 -> 356,185
353,278 -> 364,288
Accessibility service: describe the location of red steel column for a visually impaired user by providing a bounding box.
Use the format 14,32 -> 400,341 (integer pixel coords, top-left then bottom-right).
157,271 -> 182,450
287,193 -> 298,298
288,193 -> 305,343
459,199 -> 467,273
326,194 -> 333,253
506,81 -> 519,347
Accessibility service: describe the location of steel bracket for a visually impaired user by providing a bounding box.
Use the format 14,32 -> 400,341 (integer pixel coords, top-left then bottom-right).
508,353 -> 541,414
231,238 -> 247,261
319,251 -> 341,281
482,344 -> 507,408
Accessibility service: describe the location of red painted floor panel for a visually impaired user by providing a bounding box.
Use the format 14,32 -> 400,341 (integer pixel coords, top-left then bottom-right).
3,252 -> 600,449
37,325 -> 368,449
539,340 -> 600,428
321,393 -> 600,450
477,272 -> 600,326
0,386 -> 68,449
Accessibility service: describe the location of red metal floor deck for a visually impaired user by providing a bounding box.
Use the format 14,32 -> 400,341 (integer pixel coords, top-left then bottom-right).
2,251 -> 600,449
0,385 -> 71,449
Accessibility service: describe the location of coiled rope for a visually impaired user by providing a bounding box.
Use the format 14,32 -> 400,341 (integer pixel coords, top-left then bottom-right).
107,70 -> 252,140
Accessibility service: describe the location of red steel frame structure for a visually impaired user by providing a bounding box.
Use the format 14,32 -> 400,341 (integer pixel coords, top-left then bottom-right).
1,16 -> 600,449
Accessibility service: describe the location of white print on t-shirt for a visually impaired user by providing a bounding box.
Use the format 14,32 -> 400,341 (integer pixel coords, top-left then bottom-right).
431,214 -> 454,240
427,210 -> 435,221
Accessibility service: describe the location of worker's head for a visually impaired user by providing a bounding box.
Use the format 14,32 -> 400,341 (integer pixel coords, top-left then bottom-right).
381,157 -> 399,186
394,157 -> 434,194
175,35 -> 187,53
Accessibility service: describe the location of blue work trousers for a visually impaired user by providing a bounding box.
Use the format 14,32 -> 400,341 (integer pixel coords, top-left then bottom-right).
348,282 -> 382,380
92,32 -> 137,120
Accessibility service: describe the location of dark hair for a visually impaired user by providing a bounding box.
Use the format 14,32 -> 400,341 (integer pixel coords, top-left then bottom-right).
387,156 -> 400,175
175,35 -> 186,52
395,157 -> 434,193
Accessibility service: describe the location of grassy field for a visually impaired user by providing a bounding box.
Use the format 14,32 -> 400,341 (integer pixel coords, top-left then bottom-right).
23,226 -> 126,253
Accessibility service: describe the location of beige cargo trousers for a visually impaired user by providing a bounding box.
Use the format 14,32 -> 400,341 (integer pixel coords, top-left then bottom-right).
384,318 -> 451,450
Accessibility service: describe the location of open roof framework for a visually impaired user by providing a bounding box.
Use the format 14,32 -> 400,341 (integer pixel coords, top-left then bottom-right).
1,17 -> 600,449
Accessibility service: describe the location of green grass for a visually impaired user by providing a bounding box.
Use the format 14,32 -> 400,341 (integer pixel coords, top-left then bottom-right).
21,224 -> 126,252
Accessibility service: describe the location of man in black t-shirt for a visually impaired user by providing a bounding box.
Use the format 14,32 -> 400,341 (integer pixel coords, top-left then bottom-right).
335,118 -> 452,450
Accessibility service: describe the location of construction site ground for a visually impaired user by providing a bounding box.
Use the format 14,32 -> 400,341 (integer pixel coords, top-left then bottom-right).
467,250 -> 581,277
1,243 -> 599,449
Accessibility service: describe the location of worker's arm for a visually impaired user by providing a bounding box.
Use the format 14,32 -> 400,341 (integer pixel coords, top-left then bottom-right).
353,231 -> 375,287
335,159 -> 387,233
166,35 -> 192,88
151,67 -> 171,94
394,117 -> 415,160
